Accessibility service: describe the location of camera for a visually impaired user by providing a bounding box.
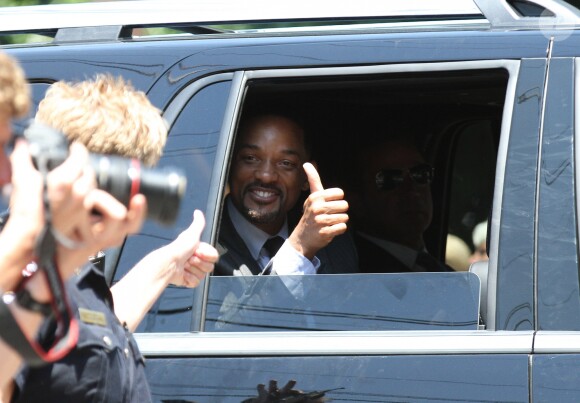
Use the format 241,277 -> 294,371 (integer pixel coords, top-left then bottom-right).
23,121 -> 186,226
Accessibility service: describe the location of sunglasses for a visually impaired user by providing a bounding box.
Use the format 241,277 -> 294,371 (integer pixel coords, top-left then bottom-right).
375,163 -> 434,191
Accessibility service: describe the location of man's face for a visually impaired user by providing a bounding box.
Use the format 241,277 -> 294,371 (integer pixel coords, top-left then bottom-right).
359,141 -> 433,249
229,116 -> 309,235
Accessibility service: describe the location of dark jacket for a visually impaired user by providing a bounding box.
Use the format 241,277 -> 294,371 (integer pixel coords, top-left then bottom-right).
14,263 -> 151,403
214,201 -> 359,276
354,233 -> 453,274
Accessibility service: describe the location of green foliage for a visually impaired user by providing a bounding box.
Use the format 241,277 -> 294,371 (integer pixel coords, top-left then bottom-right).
0,0 -> 87,45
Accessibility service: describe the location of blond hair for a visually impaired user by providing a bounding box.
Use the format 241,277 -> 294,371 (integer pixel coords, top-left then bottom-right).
36,74 -> 167,166
0,51 -> 30,119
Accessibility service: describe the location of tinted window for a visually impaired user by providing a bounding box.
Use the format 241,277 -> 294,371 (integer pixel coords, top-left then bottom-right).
206,273 -> 480,331
445,121 -> 496,270
116,81 -> 231,332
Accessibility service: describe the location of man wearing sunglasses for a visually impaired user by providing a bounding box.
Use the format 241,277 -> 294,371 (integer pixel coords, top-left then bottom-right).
349,138 -> 453,273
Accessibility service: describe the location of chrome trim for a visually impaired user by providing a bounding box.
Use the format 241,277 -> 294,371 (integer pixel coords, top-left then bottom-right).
534,331 -> 580,353
575,58 -> 580,320
0,0 -> 482,33
486,60 -> 521,331
474,0 -> 580,30
135,330 -> 534,356
235,19 -> 491,34
242,60 -> 520,80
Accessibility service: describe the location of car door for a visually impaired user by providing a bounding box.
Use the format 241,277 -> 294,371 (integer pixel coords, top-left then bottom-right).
130,30 -> 548,402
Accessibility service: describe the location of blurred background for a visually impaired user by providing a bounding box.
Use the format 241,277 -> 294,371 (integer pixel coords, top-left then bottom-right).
0,0 -> 123,5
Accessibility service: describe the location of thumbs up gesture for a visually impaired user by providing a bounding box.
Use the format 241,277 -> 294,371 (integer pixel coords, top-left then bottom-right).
288,162 -> 349,260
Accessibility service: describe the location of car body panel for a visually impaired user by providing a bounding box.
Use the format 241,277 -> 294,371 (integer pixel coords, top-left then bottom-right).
537,56 -> 580,330
144,353 -> 530,402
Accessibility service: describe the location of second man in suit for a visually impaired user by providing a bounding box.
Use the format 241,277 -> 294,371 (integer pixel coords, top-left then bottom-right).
348,138 -> 453,273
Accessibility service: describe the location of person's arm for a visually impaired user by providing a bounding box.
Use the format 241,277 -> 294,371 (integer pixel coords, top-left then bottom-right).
111,210 -> 218,332
0,141 -> 93,394
0,141 -> 146,393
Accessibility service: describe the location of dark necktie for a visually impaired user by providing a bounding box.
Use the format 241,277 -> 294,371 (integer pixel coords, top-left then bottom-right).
261,236 -> 285,275
415,251 -> 448,272
263,236 -> 285,260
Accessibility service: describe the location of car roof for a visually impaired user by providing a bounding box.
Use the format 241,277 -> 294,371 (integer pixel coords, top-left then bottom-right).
0,0 -> 483,31
1,0 -> 580,45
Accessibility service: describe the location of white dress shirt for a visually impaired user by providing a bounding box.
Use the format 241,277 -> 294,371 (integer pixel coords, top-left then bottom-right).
227,199 -> 320,275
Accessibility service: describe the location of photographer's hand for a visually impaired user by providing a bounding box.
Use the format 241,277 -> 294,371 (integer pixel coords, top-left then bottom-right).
0,140 -> 93,393
0,139 -> 46,292
111,209 -> 218,332
3,142 -> 146,302
48,142 -> 146,278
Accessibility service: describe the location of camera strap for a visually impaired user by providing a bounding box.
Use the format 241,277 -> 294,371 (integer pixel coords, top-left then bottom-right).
0,166 -> 79,366
31,164 -> 81,365
0,224 -> 79,368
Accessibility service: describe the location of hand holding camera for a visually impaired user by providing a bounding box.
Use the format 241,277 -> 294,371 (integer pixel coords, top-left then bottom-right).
24,121 -> 187,227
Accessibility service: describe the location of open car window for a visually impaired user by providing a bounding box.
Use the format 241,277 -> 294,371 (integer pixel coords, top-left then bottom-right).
210,61 -> 512,332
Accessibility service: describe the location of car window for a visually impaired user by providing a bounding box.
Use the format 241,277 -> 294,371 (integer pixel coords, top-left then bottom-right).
116,81 -> 231,332
445,120 -> 496,270
210,63 -> 511,332
205,272 -> 480,331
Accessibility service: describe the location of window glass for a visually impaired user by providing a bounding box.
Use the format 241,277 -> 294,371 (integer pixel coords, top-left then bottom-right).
206,273 -> 480,331
117,81 -> 231,332
445,121 -> 496,271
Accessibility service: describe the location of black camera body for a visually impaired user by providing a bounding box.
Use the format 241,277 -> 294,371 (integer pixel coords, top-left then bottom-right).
24,121 -> 186,226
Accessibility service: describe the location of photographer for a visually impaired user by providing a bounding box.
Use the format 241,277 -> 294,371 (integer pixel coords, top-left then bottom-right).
0,54 -> 146,389
8,75 -> 217,402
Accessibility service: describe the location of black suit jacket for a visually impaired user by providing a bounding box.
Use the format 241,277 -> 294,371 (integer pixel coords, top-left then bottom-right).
354,233 -> 453,274
215,201 -> 358,276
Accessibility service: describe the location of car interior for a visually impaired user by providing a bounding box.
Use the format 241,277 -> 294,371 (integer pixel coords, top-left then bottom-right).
237,68 -> 505,265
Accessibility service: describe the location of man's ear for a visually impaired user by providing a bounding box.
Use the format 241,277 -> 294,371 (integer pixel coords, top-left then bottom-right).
302,160 -> 319,191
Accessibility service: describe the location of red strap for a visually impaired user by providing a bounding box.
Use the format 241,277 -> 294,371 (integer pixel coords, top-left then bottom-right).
129,159 -> 141,199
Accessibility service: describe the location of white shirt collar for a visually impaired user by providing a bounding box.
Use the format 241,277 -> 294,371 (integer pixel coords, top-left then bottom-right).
227,198 -> 289,261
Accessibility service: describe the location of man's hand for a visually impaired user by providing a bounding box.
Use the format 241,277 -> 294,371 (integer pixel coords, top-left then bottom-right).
288,162 -> 349,260
166,209 -> 219,287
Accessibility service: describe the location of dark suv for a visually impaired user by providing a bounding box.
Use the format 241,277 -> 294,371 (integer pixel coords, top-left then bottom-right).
4,0 -> 580,401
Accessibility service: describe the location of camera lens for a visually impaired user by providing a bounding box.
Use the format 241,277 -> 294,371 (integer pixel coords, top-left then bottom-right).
23,122 -> 186,226
90,155 -> 187,226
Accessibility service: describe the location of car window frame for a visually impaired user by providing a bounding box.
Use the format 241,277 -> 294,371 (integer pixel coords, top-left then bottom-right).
136,60 -> 528,351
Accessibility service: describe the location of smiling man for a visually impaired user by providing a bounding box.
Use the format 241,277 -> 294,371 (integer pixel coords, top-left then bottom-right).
215,113 -> 357,277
